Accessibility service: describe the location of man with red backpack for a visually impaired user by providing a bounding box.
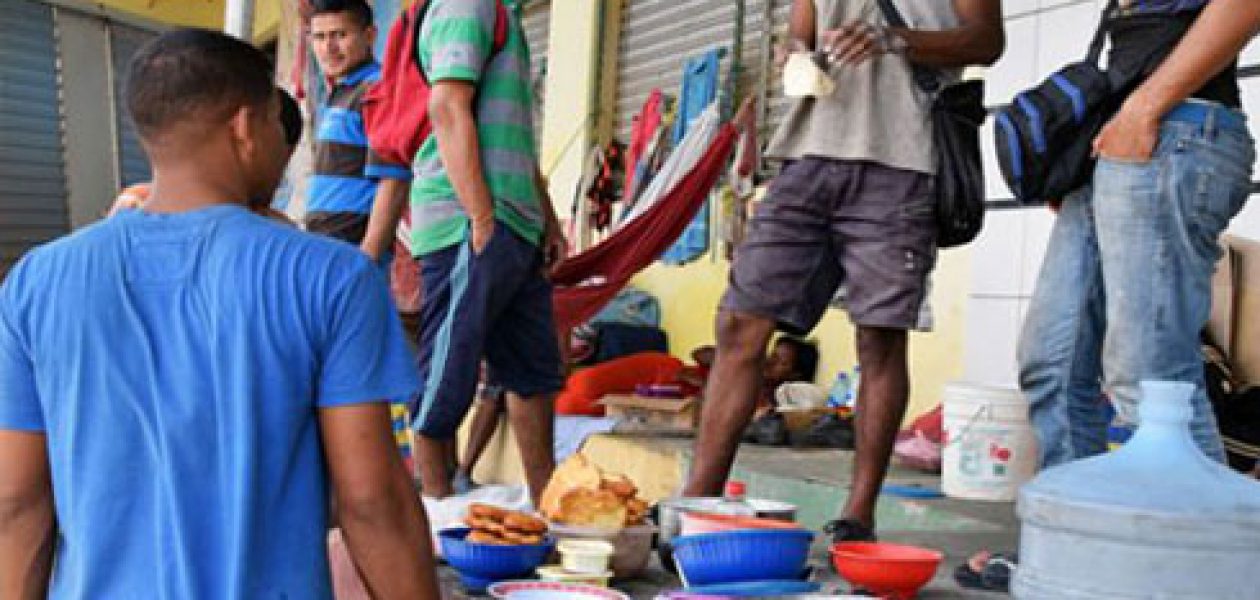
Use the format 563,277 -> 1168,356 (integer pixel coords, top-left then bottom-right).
403,0 -> 567,505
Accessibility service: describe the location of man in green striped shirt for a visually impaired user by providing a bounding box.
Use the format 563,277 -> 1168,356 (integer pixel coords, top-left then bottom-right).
409,0 -> 565,504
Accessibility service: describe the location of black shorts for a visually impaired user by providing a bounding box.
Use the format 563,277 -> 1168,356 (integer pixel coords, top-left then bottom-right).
721,157 -> 938,333
411,224 -> 563,438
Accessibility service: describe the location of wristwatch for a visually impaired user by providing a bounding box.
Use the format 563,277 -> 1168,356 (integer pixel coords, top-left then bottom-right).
878,27 -> 910,54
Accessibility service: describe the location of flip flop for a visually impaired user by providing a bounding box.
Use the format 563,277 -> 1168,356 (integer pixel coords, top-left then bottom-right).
954,552 -> 1018,592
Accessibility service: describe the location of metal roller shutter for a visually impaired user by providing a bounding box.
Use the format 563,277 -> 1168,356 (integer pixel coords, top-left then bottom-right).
521,0 -> 551,143
0,0 -> 69,277
109,24 -> 158,188
614,0 -> 776,143
764,0 -> 793,142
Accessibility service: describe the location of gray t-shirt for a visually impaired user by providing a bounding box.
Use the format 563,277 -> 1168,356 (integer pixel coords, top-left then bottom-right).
766,0 -> 961,174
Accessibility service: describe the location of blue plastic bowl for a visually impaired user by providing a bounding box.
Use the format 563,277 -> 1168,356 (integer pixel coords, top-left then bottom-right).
671,529 -> 814,586
438,527 -> 554,593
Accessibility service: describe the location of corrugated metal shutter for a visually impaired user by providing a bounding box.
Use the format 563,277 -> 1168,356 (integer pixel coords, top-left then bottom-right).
521,0 -> 551,144
613,0 -> 780,143
0,0 -> 69,277
109,24 -> 157,187
764,0 -> 793,142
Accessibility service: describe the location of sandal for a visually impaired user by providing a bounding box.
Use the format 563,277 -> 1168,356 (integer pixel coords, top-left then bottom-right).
954,551 -> 1018,593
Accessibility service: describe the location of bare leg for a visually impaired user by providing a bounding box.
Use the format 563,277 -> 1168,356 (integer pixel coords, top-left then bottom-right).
458,395 -> 504,481
683,310 -> 777,497
415,435 -> 453,499
841,326 -> 910,529
443,438 -> 459,472
507,392 -> 555,508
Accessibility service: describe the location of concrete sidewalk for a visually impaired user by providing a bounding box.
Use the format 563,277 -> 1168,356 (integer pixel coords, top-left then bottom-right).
441,435 -> 1018,598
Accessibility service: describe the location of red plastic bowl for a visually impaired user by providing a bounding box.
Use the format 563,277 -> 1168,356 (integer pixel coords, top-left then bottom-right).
830,542 -> 943,600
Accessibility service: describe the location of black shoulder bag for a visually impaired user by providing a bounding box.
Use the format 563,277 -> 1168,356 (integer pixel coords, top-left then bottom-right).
993,0 -> 1119,204
875,0 -> 988,249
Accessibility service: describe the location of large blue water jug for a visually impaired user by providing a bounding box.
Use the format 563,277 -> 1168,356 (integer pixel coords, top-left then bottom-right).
1014,380 -> 1260,599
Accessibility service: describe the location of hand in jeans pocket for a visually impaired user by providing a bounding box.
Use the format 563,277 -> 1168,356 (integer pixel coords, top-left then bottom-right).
1092,102 -> 1160,164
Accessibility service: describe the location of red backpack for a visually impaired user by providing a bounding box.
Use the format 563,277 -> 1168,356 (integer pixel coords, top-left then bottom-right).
362,0 -> 509,167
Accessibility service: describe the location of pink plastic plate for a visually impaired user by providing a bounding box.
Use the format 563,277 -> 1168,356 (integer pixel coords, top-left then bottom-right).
487,581 -> 631,600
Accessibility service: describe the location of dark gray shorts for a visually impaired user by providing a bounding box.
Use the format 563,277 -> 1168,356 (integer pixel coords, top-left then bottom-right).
721,157 -> 937,333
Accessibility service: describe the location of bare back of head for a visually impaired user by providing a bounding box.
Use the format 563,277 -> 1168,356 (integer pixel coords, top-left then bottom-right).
124,28 -> 287,211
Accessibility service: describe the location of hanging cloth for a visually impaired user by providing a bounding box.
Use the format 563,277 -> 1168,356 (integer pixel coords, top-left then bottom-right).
660,50 -> 721,266
552,120 -> 738,330
623,89 -> 663,203
721,100 -> 760,257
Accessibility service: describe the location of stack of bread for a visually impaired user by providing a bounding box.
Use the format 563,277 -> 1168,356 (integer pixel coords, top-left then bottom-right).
463,503 -> 549,545
540,454 -> 650,529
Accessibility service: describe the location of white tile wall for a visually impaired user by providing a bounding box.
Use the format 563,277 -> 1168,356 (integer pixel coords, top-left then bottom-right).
1035,3 -> 1102,74
1019,209 -> 1055,296
1243,39 -> 1260,69
963,297 -> 1022,386
1004,0 -> 1041,19
1240,76 -> 1260,151
971,210 -> 1024,297
1229,198 -> 1260,240
985,16 -> 1038,106
981,120 -> 1011,199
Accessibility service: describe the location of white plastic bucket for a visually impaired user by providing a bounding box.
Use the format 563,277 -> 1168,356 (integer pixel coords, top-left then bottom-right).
941,382 -> 1037,501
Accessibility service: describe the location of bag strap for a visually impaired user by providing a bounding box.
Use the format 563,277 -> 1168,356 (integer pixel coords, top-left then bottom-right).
875,0 -> 1119,91
872,0 -> 941,94
1086,0 -> 1121,64
412,0 -> 510,80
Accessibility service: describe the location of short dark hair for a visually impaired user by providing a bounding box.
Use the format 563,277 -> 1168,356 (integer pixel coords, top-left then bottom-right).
125,28 -> 274,141
310,0 -> 374,28
278,88 -> 302,147
776,336 -> 820,382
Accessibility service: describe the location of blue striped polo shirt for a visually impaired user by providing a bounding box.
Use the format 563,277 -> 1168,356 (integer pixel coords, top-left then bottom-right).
307,61 -> 411,215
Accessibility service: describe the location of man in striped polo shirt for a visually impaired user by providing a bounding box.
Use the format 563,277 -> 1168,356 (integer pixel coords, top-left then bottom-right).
410,0 -> 566,504
307,0 -> 411,263
309,0 -> 416,471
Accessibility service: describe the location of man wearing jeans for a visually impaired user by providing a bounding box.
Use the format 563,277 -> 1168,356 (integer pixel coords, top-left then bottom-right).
1021,0 -> 1260,472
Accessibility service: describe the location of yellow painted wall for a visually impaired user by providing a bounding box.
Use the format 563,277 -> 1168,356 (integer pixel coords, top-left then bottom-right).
633,240 -> 972,422
93,0 -> 280,42
539,0 -> 602,220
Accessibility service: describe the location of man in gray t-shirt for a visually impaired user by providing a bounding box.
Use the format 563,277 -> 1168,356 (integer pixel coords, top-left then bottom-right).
685,0 -> 1004,544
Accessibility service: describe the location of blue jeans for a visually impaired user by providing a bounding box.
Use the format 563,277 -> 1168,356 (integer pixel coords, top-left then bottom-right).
1020,101 -> 1255,469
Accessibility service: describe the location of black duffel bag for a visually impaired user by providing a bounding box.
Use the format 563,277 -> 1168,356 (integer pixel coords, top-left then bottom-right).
876,0 -> 987,249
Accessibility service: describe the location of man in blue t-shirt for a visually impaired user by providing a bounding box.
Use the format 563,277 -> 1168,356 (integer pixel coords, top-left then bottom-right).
0,29 -> 439,599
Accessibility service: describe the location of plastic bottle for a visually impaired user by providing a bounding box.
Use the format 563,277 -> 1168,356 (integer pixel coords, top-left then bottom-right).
711,481 -> 757,517
827,372 -> 851,409
849,365 -> 862,411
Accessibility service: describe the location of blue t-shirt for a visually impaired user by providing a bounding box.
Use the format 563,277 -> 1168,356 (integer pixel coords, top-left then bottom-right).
0,205 -> 419,599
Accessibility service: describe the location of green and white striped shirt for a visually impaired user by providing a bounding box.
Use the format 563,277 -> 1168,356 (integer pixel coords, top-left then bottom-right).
411,0 -> 543,257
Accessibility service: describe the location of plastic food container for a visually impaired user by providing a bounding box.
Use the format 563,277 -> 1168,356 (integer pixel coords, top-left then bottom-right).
679,511 -> 804,536
535,565 -> 613,587
549,522 -> 656,580
557,539 -> 615,575
657,497 -> 798,574
671,529 -> 814,586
